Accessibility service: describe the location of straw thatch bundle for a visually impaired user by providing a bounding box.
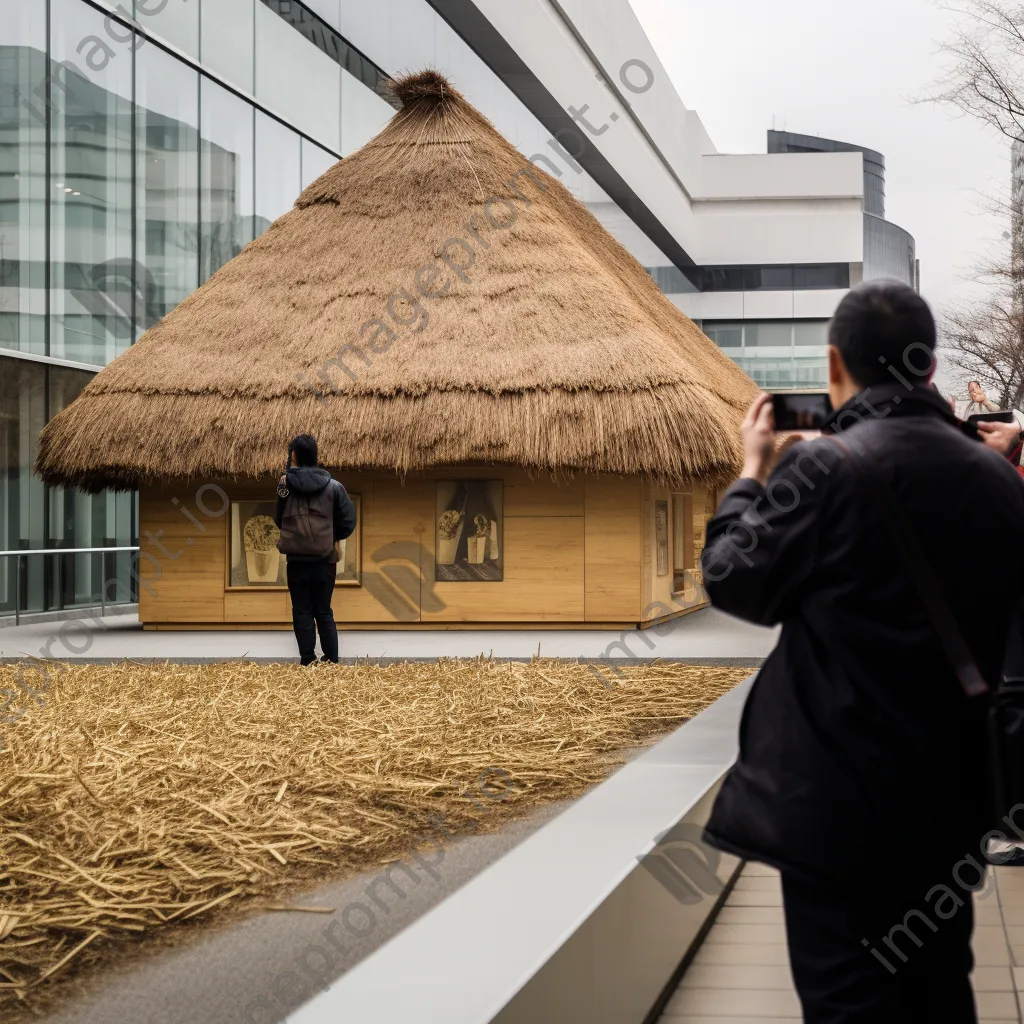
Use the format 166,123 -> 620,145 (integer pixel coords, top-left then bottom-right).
35,71 -> 758,493
0,660 -> 747,1018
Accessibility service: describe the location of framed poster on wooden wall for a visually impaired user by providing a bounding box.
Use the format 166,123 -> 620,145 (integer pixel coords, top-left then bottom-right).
435,480 -> 503,582
227,495 -> 361,588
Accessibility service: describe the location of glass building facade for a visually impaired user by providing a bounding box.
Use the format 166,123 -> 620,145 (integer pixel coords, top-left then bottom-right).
703,321 -> 831,390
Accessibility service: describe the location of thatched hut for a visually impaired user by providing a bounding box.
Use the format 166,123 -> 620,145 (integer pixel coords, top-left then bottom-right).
35,71 -> 757,630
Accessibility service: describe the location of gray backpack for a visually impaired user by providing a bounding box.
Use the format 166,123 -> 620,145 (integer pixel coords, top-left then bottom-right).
277,479 -> 337,559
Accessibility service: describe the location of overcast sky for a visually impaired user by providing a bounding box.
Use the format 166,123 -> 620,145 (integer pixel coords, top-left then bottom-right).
629,0 -> 1011,324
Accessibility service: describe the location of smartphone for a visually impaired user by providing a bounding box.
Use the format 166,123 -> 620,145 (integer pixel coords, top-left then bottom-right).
770,391 -> 833,432
967,410 -> 1015,424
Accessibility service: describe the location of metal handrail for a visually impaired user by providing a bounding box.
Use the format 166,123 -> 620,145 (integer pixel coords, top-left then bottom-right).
1,546 -> 140,626
0,547 -> 139,557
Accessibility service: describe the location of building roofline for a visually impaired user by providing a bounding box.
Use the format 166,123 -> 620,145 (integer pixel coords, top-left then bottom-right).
767,129 -> 885,167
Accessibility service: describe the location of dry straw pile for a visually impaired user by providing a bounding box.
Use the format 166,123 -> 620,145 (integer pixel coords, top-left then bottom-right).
0,659 -> 746,1018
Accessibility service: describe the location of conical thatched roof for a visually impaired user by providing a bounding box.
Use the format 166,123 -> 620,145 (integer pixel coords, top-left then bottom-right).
36,71 -> 758,492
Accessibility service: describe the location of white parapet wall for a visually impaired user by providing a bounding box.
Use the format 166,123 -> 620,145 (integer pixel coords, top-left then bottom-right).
291,675 -> 755,1024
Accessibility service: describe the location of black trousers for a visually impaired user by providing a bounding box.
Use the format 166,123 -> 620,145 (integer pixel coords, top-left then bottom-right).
286,560 -> 338,665
781,870 -> 977,1023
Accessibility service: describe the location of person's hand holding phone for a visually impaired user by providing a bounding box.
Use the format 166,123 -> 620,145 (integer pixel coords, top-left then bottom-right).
977,419 -> 1022,457
741,393 -> 777,486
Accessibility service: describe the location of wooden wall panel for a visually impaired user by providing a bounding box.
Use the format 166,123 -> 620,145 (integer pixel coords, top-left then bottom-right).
224,590 -> 290,623
423,515 -> 585,622
502,517 -> 585,581
504,473 -> 586,518
139,485 -> 226,623
345,476 -> 432,624
424,580 -> 585,622
585,476 -> 642,622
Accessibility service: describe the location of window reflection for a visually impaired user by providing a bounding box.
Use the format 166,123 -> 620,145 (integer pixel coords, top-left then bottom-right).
0,356 -> 46,613
259,0 -> 394,101
0,1 -> 47,356
255,112 -> 301,232
704,320 -> 829,390
50,0 -> 134,365
699,264 -> 850,292
136,43 -> 199,330
793,264 -> 850,290
201,79 -> 255,284
48,365 -> 137,609
301,138 -> 338,190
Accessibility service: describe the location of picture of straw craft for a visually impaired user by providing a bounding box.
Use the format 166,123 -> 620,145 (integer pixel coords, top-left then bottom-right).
0,660 -> 746,1020
242,514 -> 281,583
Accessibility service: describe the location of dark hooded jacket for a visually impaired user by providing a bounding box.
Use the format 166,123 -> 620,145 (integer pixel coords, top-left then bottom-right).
700,383 -> 1024,882
273,466 -> 357,563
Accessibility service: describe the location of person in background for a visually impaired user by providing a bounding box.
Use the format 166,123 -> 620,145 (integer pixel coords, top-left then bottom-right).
956,380 -> 1000,420
274,435 -> 356,665
700,281 -> 1024,1022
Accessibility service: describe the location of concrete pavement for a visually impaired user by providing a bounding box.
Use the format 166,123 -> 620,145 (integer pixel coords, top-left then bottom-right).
0,606 -> 778,664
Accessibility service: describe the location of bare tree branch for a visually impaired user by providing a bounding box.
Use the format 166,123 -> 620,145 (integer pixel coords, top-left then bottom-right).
921,1 -> 1024,140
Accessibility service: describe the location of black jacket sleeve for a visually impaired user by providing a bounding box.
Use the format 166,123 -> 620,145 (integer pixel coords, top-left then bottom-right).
333,481 -> 357,541
700,440 -> 839,626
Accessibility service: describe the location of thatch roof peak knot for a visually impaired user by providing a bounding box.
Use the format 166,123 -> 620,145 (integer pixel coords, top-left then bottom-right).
391,69 -> 460,108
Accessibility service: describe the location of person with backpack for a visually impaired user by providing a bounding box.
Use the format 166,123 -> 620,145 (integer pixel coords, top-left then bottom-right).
700,281 -> 1024,1022
274,435 -> 357,665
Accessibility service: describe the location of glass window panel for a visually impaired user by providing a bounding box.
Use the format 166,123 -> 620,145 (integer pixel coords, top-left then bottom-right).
793,264 -> 850,290
746,322 -> 793,348
740,357 -> 796,390
646,265 -> 699,295
704,323 -> 744,350
340,66 -> 395,155
47,365 -> 137,609
255,111 -> 301,234
50,0 -> 134,365
261,0 -> 391,97
0,0 -> 47,355
0,354 -> 46,613
301,137 -> 337,191
744,266 -> 794,291
200,79 -> 254,284
255,2 -> 341,152
137,44 -> 199,330
793,355 -> 829,388
136,0 -> 199,60
794,320 -> 829,346
701,267 -> 745,292
201,0 -> 255,101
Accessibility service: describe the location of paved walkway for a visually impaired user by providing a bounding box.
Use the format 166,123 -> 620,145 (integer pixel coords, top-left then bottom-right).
660,862 -> 1024,1022
0,606 -> 777,663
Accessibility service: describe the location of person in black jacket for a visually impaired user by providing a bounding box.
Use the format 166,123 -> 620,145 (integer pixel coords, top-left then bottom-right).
274,435 -> 357,665
701,281 -> 1024,1023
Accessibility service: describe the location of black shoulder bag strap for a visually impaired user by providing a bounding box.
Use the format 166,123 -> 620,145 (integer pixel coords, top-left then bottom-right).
827,435 -> 989,699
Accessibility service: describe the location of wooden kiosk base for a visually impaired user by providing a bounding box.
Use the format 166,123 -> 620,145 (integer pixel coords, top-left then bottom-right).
139,468 -> 714,631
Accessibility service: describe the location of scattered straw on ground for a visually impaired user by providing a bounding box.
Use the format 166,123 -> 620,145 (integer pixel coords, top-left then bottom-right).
0,659 -> 746,1018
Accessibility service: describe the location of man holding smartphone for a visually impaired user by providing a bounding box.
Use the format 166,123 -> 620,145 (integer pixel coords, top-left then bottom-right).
700,281 -> 1024,1022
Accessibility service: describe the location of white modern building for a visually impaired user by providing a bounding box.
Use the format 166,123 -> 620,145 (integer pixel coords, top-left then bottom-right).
0,0 -> 917,617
